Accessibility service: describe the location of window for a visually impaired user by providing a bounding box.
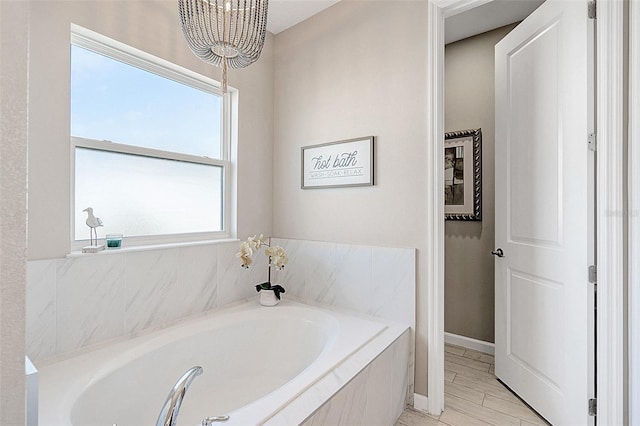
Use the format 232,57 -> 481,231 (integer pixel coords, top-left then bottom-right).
70,28 -> 233,248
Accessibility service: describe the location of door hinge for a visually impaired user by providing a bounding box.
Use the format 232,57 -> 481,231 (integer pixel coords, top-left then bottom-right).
588,133 -> 597,151
589,398 -> 597,416
588,1 -> 596,19
589,265 -> 597,283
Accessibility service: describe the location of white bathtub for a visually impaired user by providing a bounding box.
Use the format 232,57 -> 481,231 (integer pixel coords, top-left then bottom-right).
39,300 -> 410,426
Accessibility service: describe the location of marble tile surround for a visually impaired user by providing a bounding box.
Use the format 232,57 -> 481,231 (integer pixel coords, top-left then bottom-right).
270,238 -> 417,411
271,238 -> 416,329
26,238 -> 415,366
298,329 -> 411,426
26,241 -> 268,363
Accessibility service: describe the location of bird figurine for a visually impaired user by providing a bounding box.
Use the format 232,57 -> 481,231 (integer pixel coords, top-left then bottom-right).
83,207 -> 103,246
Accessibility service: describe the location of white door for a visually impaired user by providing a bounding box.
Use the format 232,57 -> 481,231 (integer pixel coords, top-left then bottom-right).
494,1 -> 595,425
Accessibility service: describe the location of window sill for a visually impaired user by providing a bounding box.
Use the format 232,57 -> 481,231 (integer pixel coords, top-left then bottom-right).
67,238 -> 239,258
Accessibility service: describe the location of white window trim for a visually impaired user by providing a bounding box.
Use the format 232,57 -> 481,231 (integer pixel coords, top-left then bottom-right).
73,137 -> 229,168
71,25 -> 223,97
70,24 -> 236,252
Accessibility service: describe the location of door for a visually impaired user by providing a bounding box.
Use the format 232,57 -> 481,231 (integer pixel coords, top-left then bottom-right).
494,1 -> 595,425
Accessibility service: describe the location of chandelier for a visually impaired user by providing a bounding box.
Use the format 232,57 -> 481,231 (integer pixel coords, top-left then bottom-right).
178,0 -> 269,92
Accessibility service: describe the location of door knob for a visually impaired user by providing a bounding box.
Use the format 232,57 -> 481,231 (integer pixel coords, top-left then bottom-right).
491,248 -> 504,258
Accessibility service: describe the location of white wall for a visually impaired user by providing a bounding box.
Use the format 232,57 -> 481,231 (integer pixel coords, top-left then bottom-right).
0,1 -> 29,422
27,0 -> 274,261
272,0 -> 429,395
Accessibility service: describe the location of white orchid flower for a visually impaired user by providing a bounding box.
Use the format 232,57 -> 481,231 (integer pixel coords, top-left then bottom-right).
236,241 -> 255,268
240,254 -> 253,268
237,235 -> 288,298
246,235 -> 258,250
237,241 -> 253,256
265,245 -> 288,270
237,235 -> 288,271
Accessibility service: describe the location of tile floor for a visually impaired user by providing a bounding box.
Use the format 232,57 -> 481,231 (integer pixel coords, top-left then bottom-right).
396,344 -> 549,426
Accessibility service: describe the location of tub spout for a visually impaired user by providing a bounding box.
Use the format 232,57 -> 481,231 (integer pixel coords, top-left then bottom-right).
155,366 -> 203,426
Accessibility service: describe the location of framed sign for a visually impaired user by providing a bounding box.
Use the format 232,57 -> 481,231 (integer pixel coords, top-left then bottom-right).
301,136 -> 374,189
444,128 -> 482,221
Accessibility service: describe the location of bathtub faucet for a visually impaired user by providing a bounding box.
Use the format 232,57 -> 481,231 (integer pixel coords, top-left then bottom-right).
202,415 -> 231,425
155,366 -> 203,426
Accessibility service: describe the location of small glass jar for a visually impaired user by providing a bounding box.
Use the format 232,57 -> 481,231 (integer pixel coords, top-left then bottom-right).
106,233 -> 123,249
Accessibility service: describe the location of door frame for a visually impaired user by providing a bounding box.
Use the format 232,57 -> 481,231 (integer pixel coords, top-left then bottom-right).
629,0 -> 639,423
424,0 -> 627,423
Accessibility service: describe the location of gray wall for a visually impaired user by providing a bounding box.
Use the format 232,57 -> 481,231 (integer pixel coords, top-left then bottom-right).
273,0 -> 429,395
444,24 -> 516,344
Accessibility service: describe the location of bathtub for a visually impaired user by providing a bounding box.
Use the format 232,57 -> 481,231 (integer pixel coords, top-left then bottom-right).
38,299 -> 411,426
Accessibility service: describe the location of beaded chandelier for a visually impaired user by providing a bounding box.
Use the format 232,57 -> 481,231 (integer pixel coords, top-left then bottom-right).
178,0 -> 269,92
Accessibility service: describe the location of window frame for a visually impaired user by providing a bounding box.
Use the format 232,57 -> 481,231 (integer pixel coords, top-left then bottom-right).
70,25 -> 234,251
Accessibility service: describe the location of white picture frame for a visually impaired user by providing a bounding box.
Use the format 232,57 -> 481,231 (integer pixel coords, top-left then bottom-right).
301,136 -> 374,189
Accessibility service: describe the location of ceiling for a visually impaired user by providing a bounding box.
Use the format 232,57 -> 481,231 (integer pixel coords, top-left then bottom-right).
444,0 -> 544,44
267,0 -> 340,34
266,0 -> 545,40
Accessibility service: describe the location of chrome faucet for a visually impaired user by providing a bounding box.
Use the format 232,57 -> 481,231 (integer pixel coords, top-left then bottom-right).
155,366 -> 203,426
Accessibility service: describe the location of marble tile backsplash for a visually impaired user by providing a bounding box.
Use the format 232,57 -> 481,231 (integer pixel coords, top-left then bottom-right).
26,238 -> 415,365
25,260 -> 56,361
271,238 -> 416,329
55,254 -> 126,355
26,241 -> 265,364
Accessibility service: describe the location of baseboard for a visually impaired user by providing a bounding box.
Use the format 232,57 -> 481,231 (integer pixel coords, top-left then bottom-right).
413,393 -> 429,413
445,332 -> 494,355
